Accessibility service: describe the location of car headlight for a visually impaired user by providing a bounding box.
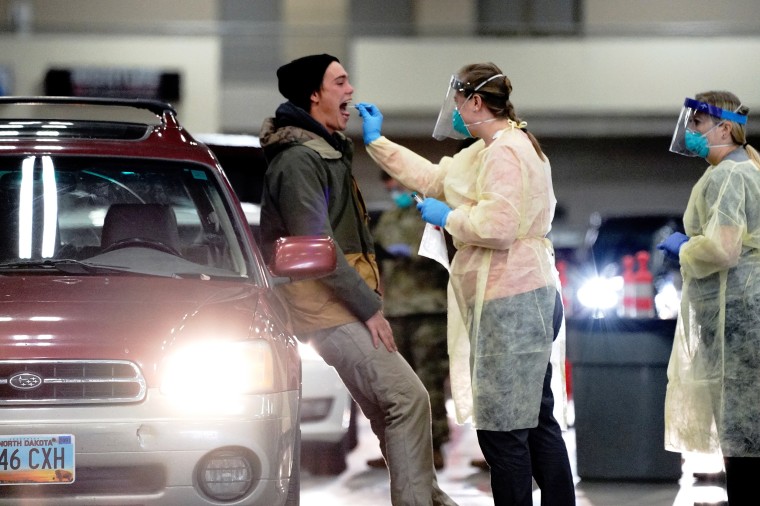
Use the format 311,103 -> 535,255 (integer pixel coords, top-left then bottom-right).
161,340 -> 274,397
576,275 -> 623,311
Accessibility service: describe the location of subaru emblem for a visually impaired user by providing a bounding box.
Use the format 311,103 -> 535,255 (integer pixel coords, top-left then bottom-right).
9,372 -> 44,390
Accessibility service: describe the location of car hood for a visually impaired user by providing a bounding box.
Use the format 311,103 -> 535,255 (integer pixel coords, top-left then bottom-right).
0,276 -> 263,383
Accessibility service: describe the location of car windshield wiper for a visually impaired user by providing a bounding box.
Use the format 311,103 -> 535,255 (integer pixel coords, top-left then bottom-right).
0,259 -> 132,275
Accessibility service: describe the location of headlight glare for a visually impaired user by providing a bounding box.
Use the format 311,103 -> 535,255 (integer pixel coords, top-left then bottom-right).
298,341 -> 322,361
161,340 -> 274,397
577,276 -> 622,310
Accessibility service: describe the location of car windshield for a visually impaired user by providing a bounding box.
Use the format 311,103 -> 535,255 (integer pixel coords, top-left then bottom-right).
0,155 -> 253,280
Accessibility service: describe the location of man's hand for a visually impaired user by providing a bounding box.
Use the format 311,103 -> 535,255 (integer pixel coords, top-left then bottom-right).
365,310 -> 397,352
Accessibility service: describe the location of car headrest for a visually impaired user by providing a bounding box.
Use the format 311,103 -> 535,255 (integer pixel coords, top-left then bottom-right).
101,203 -> 180,252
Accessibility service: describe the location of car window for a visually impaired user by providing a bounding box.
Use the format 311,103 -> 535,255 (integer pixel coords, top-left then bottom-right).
0,155 -> 252,279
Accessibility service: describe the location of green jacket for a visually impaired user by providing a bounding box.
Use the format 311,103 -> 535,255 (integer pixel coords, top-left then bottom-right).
260,102 -> 381,334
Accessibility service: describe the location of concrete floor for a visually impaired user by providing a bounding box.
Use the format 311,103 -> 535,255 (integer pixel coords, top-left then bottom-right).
300,401 -> 728,506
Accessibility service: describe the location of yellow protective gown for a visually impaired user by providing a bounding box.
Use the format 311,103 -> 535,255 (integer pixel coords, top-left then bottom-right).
665,148 -> 760,457
366,122 -> 566,431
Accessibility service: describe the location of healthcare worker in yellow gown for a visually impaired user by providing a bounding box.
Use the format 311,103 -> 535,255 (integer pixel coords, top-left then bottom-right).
357,62 -> 575,506
660,91 -> 760,506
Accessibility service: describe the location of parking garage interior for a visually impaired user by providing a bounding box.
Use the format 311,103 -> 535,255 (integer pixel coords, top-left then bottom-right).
1,1 -> 759,504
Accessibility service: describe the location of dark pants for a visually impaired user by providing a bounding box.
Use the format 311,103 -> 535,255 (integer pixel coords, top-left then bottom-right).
725,456 -> 760,505
476,291 -> 575,506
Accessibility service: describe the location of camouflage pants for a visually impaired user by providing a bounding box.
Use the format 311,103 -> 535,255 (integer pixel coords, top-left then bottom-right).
388,313 -> 450,450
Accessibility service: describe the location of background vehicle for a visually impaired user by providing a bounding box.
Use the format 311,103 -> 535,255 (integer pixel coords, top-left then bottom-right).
200,134 -> 360,476
566,213 -> 684,320
564,213 -> 728,481
0,97 -> 336,505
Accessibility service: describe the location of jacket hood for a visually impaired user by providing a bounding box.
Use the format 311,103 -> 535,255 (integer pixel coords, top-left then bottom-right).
260,101 -> 350,161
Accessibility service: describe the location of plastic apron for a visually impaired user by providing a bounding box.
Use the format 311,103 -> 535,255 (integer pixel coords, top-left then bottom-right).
664,152 -> 760,457
367,123 -> 566,431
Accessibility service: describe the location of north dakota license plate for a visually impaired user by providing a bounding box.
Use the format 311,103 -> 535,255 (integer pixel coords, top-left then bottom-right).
0,434 -> 75,485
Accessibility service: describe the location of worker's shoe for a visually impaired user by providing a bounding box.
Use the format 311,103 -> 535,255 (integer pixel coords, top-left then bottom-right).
366,456 -> 386,468
433,449 -> 445,470
470,458 -> 489,471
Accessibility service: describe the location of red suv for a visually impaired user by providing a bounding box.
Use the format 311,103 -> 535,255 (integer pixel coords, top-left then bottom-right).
0,97 -> 335,505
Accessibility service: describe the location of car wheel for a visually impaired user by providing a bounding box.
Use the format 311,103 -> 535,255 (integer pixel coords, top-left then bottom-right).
300,397 -> 360,476
301,439 -> 348,476
285,429 -> 301,506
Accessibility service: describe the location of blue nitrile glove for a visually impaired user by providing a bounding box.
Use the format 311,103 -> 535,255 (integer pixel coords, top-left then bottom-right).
386,243 -> 413,258
657,232 -> 689,261
417,197 -> 451,228
355,102 -> 383,144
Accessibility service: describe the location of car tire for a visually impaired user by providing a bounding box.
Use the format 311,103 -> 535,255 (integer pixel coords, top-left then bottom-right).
300,397 -> 360,476
301,439 -> 348,476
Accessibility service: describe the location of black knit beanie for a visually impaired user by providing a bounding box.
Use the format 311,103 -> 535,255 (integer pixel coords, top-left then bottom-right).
277,54 -> 340,111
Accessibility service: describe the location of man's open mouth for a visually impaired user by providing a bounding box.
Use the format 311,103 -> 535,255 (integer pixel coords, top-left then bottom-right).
340,100 -> 352,115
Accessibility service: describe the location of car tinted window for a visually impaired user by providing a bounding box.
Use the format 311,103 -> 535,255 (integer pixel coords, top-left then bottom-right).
0,156 -> 252,279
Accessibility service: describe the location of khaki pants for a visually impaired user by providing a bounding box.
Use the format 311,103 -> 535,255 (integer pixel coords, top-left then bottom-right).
307,322 -> 457,506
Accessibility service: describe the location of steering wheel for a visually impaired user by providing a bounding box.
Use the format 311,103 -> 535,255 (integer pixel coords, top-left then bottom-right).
101,237 -> 181,257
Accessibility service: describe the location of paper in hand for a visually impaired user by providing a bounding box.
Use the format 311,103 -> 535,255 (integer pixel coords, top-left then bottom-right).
418,223 -> 450,272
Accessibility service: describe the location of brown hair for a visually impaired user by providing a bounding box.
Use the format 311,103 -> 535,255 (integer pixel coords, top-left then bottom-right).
695,90 -> 759,168
457,62 -> 545,161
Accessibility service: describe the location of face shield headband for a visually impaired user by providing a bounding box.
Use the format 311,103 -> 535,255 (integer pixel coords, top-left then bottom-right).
432,73 -> 505,140
669,97 -> 748,157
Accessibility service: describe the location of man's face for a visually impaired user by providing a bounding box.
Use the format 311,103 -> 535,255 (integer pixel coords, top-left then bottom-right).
311,61 -> 354,134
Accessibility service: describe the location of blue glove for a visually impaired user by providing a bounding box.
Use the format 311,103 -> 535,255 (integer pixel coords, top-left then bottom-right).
417,197 -> 451,228
386,243 -> 413,258
355,102 -> 383,144
657,232 -> 689,261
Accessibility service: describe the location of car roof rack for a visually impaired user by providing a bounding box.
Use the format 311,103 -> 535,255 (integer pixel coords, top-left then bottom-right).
0,96 -> 176,116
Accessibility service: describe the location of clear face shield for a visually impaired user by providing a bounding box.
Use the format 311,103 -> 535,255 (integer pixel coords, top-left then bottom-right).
432,75 -> 471,141
431,74 -> 504,141
669,98 -> 747,157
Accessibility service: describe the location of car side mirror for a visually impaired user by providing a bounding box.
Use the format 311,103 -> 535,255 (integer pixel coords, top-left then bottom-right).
268,235 -> 337,284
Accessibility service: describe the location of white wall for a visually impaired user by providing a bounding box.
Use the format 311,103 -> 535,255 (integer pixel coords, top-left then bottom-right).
0,34 -> 221,133
351,36 -> 760,116
224,34 -> 760,134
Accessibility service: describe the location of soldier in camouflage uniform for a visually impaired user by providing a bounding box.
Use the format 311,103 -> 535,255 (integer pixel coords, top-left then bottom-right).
368,172 -> 451,469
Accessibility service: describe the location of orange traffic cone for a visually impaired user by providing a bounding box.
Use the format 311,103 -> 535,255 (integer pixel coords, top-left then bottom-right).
634,250 -> 655,318
620,254 -> 636,317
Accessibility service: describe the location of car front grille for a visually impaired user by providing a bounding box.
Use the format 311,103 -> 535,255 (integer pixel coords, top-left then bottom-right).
0,360 -> 146,405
